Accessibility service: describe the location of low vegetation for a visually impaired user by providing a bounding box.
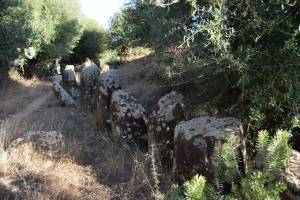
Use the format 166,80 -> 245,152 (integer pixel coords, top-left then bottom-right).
0,122 -> 112,200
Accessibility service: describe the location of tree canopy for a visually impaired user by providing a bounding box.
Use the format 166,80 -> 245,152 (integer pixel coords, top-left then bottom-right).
0,0 -> 85,67
68,19 -> 108,64
110,0 -> 300,132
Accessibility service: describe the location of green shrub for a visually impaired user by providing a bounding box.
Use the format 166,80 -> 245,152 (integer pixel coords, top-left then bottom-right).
168,175 -> 217,200
99,50 -> 120,67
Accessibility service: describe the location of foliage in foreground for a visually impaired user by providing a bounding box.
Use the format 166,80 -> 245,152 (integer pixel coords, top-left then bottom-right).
168,130 -> 292,200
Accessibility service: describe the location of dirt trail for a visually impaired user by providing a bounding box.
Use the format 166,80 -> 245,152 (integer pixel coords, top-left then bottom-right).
7,92 -> 52,127
0,78 -> 51,121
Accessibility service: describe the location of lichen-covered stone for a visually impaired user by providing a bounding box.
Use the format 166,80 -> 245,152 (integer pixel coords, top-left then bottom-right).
97,69 -> 121,111
11,131 -> 65,157
110,90 -> 147,149
80,65 -> 100,112
280,150 -> 300,200
174,117 -> 245,184
62,65 -> 78,98
53,81 -> 77,107
147,91 -> 185,189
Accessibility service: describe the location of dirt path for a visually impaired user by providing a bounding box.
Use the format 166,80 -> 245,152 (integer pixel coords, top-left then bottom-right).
0,78 -> 51,121
7,92 -> 52,127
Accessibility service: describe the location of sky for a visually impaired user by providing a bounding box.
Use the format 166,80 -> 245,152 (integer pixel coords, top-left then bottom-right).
78,0 -> 126,28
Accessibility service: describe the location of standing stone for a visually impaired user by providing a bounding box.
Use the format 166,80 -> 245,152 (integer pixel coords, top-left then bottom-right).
147,91 -> 185,190
52,81 -> 77,107
280,150 -> 300,200
80,65 -> 100,112
95,70 -> 121,129
174,117 -> 245,184
97,69 -> 121,111
110,90 -> 147,149
62,65 -> 78,99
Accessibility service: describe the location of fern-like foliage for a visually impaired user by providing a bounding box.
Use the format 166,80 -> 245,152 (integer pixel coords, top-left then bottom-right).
239,172 -> 286,200
256,129 -> 292,172
214,134 -> 240,185
267,130 -> 292,173
167,175 -> 217,200
256,130 -> 271,170
184,174 -> 206,200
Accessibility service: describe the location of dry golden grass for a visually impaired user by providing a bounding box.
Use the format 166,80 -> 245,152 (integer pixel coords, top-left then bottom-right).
0,123 -> 113,200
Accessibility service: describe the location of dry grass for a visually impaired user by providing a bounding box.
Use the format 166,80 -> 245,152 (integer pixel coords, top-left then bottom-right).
0,123 -> 113,200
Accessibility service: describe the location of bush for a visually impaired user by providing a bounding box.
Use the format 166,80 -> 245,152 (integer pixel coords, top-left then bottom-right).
99,50 -> 120,67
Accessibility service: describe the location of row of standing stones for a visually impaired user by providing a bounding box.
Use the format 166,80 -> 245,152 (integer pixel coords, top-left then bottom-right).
57,63 -> 246,188
53,63 -> 299,198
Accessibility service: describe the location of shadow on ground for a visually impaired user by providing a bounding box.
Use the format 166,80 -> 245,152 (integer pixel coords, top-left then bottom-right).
21,95 -> 154,200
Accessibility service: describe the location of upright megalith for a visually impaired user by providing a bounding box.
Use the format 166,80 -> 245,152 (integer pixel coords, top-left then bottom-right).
110,90 -> 147,149
80,65 -> 100,112
52,81 -> 77,107
174,117 -> 245,184
147,91 -> 185,189
62,65 -> 78,98
95,69 -> 121,129
97,69 -> 121,111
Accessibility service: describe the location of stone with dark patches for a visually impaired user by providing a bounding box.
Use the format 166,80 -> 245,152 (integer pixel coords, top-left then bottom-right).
146,91 -> 185,190
97,69 -> 121,112
280,150 -> 300,200
110,90 -> 147,149
80,65 -> 100,112
62,65 -> 79,99
173,117 -> 245,184
52,81 -> 77,107
11,131 -> 65,157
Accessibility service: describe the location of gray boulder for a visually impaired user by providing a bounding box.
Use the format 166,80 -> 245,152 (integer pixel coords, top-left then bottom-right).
280,150 -> 300,200
62,65 -> 78,98
97,69 -> 121,111
80,65 -> 100,112
173,116 -> 245,184
110,90 -> 147,148
147,91 -> 185,189
11,131 -> 65,157
52,81 -> 77,107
